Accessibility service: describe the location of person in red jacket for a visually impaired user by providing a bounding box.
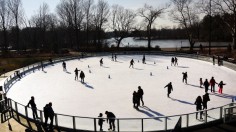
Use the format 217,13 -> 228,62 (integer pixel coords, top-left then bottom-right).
210,77 -> 216,92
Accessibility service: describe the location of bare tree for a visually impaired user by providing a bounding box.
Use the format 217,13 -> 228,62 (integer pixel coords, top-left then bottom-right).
213,0 -> 236,49
0,0 -> 11,52
8,0 -> 24,51
170,0 -> 200,51
137,4 -> 166,50
93,0 -> 109,46
111,5 -> 136,48
83,0 -> 94,46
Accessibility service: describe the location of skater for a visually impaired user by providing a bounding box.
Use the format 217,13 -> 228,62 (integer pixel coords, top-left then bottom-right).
129,59 -> 134,68
62,61 -> 66,71
202,93 -> 210,110
43,104 -> 49,126
132,91 -> 139,109
194,96 -> 203,120
100,58 -> 103,66
200,78 -> 203,88
212,56 -> 215,65
137,86 -> 144,106
41,61 -> 44,71
182,72 -> 188,84
105,111 -> 116,131
80,71 -> 85,83
210,77 -> 216,92
174,57 -> 178,66
171,57 -> 175,66
203,79 -> 210,93
114,54 -> 117,62
217,56 -> 221,66
48,102 -> 54,130
27,96 -> 39,119
98,113 -> 105,131
164,82 -> 173,98
74,68 -> 80,80
142,55 -> 146,64
111,54 -> 114,61
217,81 -> 226,94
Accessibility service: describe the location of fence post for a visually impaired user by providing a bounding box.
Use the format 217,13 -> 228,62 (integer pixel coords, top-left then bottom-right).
220,107 -> 223,119
141,119 -> 144,132
117,119 -> 120,132
186,114 -> 189,128
94,118 -> 97,132
165,117 -> 167,131
55,114 -> 58,127
204,110 -> 207,123
40,111 -> 43,122
25,106 -> 28,118
73,116 -> 76,130
224,108 -> 226,123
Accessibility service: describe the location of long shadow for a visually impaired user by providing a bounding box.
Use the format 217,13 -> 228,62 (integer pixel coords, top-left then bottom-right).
66,71 -> 71,74
42,70 -> 47,73
209,92 -> 235,99
137,109 -> 162,122
141,106 -> 170,121
102,66 -> 110,68
145,63 -> 156,66
170,97 -> 195,105
115,61 -> 123,63
83,82 -> 94,89
177,66 -> 189,68
187,84 -> 203,89
133,68 -> 144,70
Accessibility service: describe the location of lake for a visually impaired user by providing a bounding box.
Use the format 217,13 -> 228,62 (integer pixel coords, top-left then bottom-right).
107,37 -> 230,48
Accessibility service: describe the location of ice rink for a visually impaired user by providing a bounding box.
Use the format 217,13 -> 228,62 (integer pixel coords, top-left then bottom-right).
4,55 -> 236,120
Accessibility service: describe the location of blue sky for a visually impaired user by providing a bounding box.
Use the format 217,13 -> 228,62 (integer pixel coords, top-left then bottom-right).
21,0 -> 175,28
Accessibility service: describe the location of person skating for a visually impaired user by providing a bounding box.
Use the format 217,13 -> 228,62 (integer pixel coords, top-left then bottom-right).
80,71 -> 85,83
98,113 -> 105,131
142,55 -> 146,64
105,111 -> 116,131
137,86 -> 144,106
114,54 -> 117,62
174,57 -> 178,66
210,77 -> 216,92
132,91 -> 139,109
203,79 -> 210,93
164,82 -> 173,98
202,93 -> 210,110
171,57 -> 175,66
194,96 -> 203,120
62,61 -> 66,71
217,81 -> 226,94
182,72 -> 188,84
74,68 -> 80,80
129,59 -> 134,68
212,55 -> 215,65
100,58 -> 103,66
200,78 -> 203,88
27,96 -> 39,119
111,54 -> 114,61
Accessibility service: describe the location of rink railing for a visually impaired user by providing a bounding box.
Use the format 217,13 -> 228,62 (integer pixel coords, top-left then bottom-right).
1,98 -> 235,131
1,51 -> 236,131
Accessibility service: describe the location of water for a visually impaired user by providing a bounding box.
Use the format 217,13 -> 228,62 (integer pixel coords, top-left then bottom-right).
107,37 -> 230,48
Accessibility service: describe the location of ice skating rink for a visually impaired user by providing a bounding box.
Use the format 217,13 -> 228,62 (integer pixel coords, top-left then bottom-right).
5,55 -> 236,119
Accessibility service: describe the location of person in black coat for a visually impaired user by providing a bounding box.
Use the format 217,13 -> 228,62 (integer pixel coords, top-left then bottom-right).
129,59 -> 134,68
182,72 -> 188,84
74,68 -> 80,80
142,55 -> 146,64
98,113 -> 105,131
137,86 -> 144,106
80,71 -> 85,83
100,58 -> 103,66
203,79 -> 210,93
164,82 -> 173,98
202,93 -> 210,110
43,104 -> 49,126
48,102 -> 54,130
194,96 -> 203,119
105,111 -> 116,131
27,96 -> 39,119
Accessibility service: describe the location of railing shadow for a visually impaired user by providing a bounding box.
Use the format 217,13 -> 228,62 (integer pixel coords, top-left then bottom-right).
170,97 -> 195,105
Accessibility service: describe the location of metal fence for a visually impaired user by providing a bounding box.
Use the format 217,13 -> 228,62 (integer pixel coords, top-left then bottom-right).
1,51 -> 236,131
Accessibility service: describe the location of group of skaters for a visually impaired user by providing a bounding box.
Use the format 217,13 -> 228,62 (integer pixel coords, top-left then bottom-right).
27,96 -> 54,130
111,54 -> 117,62
171,57 -> 178,66
212,55 -> 224,66
199,77 -> 226,94
74,68 -> 85,83
132,86 -> 144,110
194,93 -> 210,120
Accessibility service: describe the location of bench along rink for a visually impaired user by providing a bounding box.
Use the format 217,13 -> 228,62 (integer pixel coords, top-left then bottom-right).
6,55 -> 236,131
